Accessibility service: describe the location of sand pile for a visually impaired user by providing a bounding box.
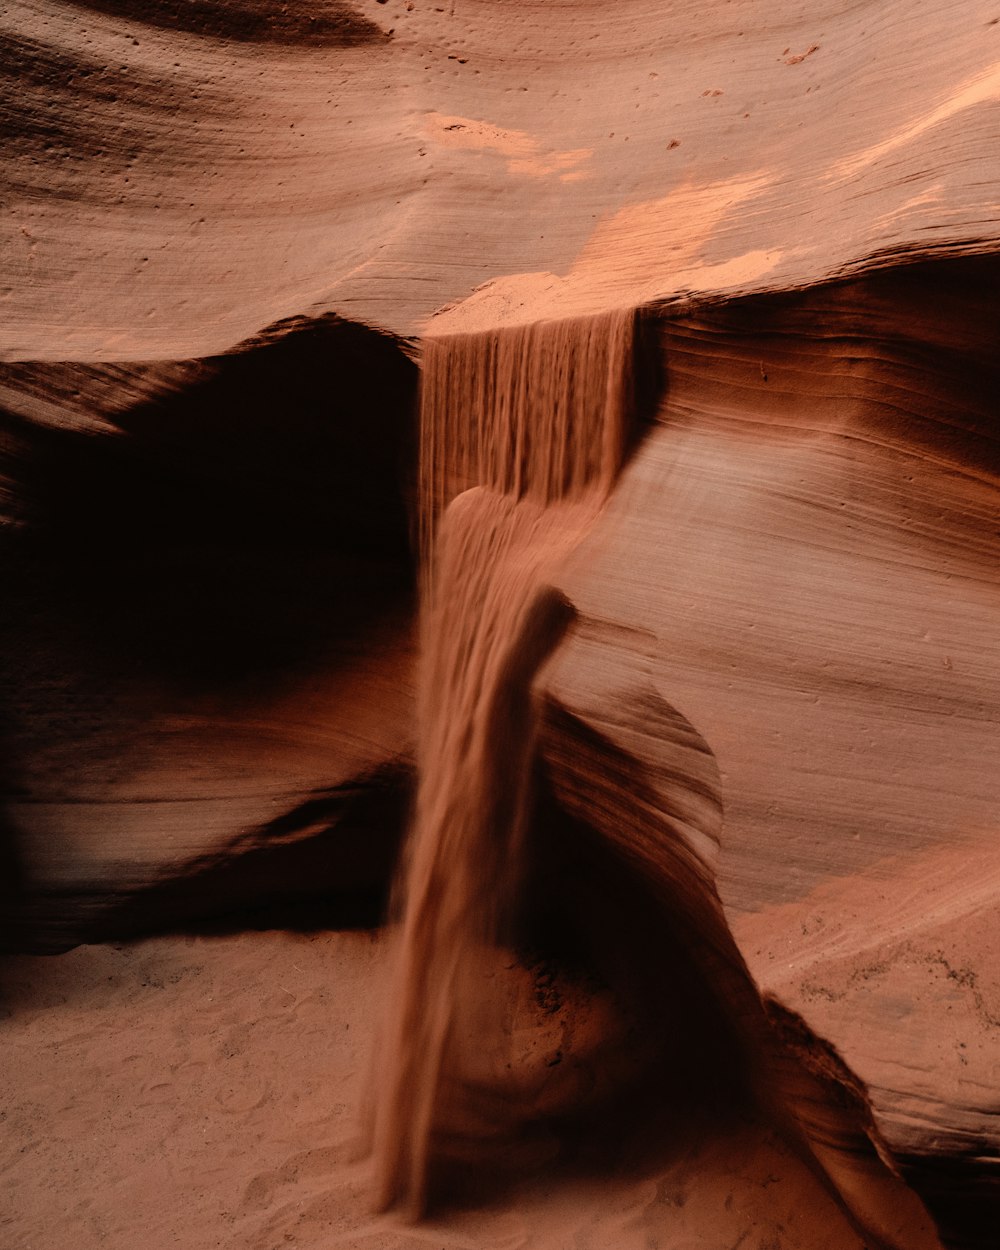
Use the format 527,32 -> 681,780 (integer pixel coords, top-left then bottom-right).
4,930 -> 876,1250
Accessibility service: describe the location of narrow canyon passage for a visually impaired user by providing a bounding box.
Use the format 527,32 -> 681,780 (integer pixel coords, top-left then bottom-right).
4,2 -> 1000,1245
2,265 -> 993,1250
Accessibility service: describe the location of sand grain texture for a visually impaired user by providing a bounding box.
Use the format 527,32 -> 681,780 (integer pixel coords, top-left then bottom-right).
4,931 -> 878,1250
3,0 -> 1000,1246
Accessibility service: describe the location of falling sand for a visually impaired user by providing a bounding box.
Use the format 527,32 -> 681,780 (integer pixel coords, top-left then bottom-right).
368,308 -> 638,1214
1,309 -> 944,1250
365,306 -> 942,1250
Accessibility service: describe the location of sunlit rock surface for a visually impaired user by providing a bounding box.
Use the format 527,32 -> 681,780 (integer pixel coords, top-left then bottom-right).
546,258 -> 1000,1248
6,0 -> 1000,355
3,2 -> 999,1247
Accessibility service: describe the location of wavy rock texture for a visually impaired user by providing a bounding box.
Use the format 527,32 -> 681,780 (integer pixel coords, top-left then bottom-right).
546,256 -> 1000,1248
3,1 -> 1000,1248
5,0 -> 1000,355
2,315 -> 418,949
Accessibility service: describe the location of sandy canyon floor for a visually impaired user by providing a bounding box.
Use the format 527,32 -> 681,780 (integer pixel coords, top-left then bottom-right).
3,929 -> 876,1250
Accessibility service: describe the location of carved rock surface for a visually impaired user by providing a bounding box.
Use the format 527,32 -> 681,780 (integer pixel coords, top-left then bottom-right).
5,0 -> 1000,355
3,1 -> 1000,1247
548,257 -> 1000,1247
2,315 -> 417,948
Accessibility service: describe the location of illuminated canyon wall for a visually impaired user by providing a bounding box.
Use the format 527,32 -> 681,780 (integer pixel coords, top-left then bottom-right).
3,3 -> 999,1246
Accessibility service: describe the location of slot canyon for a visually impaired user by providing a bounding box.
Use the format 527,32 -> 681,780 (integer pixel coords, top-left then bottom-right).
2,3 -> 999,1248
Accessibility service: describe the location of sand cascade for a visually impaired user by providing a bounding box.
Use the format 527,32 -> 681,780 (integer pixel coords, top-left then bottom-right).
369,308 -> 638,1213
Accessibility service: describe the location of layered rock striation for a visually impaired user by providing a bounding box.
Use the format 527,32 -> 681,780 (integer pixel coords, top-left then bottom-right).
3,1 -> 999,1246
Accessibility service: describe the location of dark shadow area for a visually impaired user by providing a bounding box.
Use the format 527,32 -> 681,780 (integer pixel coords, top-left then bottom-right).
416,769 -> 758,1216
524,775 -> 753,1115
7,762 -> 411,955
2,31 -> 233,201
1,313 -> 418,955
621,304 -> 668,475
62,0 -> 388,45
664,252 -> 1000,478
4,314 -> 417,692
898,1152 -> 1000,1250
99,762 -> 410,944
0,760 -> 27,994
